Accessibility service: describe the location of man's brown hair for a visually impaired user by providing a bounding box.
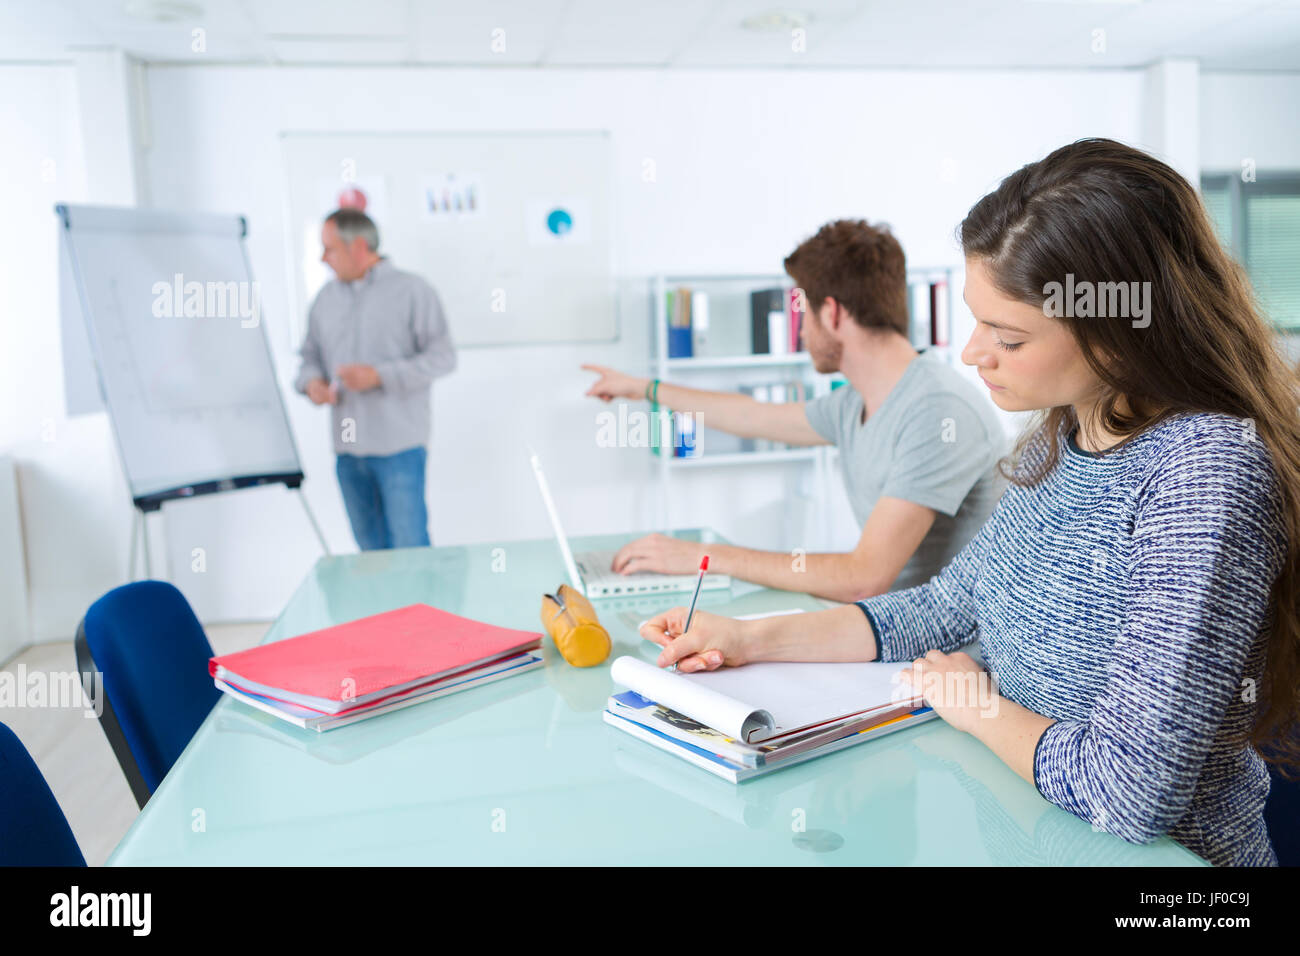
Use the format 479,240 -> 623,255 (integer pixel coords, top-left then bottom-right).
783,219 -> 909,336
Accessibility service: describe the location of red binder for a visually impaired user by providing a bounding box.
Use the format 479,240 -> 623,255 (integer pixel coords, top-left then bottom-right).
209,604 -> 542,711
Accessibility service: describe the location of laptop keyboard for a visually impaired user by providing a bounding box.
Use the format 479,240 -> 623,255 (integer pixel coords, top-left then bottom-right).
577,549 -> 725,595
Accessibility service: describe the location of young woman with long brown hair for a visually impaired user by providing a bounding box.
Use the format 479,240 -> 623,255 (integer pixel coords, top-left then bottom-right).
640,138 -> 1300,867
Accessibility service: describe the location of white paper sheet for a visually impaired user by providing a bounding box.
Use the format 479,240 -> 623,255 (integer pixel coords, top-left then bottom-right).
684,659 -> 919,739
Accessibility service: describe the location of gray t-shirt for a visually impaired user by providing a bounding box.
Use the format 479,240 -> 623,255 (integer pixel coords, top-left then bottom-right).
804,351 -> 1008,592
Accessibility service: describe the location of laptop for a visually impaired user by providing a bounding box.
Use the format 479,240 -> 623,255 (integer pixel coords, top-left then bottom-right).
528,451 -> 732,599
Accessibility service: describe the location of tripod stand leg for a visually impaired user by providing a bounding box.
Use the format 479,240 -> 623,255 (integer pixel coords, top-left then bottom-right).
142,511 -> 152,578
128,509 -> 139,580
297,488 -> 331,556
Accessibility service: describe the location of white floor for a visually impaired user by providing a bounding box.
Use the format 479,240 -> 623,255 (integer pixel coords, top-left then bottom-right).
0,622 -> 268,866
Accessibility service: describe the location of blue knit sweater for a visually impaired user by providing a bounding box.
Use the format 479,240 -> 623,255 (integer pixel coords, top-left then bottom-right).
858,411 -> 1288,866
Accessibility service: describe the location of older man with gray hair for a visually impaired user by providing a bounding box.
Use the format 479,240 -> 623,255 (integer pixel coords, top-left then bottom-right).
295,208 -> 457,550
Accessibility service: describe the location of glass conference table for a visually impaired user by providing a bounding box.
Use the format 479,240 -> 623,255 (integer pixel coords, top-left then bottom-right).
109,532 -> 1207,866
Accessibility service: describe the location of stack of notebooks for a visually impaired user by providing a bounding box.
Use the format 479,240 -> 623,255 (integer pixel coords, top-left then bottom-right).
604,645 -> 936,782
210,604 -> 543,732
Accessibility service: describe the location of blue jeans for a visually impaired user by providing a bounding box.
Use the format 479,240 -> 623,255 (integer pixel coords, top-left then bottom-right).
335,447 -> 431,551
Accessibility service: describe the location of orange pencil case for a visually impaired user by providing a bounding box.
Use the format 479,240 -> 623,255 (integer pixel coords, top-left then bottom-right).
540,583 -> 611,668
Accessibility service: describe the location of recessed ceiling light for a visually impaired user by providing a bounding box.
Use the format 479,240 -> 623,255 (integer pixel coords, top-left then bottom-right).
741,10 -> 811,32
123,0 -> 206,23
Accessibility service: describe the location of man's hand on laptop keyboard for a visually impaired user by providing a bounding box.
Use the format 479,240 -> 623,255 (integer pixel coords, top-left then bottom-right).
612,533 -> 709,576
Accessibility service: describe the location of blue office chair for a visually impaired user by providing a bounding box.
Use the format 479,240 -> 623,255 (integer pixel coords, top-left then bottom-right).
1264,741 -> 1300,867
0,721 -> 86,866
75,580 -> 221,808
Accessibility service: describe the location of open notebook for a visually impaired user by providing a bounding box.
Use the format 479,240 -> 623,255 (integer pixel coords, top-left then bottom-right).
605,612 -> 935,781
609,655 -> 924,743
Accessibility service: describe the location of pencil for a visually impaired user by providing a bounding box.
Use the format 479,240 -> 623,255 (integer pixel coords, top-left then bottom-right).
674,555 -> 709,671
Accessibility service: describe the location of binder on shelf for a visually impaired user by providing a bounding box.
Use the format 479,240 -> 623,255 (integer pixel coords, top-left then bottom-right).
908,281 -> 932,350
667,286 -> 694,358
930,279 -> 950,347
905,276 -> 951,350
788,287 -> 805,352
668,326 -> 693,359
750,288 -> 784,354
691,290 -> 710,355
673,411 -> 699,458
767,308 -> 788,354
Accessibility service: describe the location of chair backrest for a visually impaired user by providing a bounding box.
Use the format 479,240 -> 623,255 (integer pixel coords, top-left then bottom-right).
76,580 -> 220,807
0,721 -> 86,866
1264,744 -> 1300,867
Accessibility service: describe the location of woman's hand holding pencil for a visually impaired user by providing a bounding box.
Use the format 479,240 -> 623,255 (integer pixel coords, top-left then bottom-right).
639,607 -> 752,673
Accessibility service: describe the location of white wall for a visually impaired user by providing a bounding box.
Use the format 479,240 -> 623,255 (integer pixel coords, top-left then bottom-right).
1201,72 -> 1300,171
0,64 -> 113,649
5,62 -> 1297,634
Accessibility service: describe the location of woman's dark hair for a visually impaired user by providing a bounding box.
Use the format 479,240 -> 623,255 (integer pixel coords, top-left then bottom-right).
960,137 -> 1300,775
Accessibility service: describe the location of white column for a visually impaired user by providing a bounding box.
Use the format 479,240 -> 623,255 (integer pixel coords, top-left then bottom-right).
71,48 -> 147,205
1142,57 -> 1200,187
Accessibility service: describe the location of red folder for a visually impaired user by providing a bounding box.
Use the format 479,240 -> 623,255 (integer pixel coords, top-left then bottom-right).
209,604 -> 542,707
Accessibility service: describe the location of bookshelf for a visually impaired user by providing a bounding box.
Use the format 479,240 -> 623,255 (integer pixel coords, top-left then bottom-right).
667,447 -> 821,468
665,353 -> 813,370
641,269 -> 956,543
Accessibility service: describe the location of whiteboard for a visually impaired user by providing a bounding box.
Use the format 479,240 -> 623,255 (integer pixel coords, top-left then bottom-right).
280,131 -> 615,347
58,204 -> 302,506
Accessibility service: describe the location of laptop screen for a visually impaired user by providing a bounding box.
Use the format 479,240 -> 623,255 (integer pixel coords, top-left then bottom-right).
528,451 -> 585,594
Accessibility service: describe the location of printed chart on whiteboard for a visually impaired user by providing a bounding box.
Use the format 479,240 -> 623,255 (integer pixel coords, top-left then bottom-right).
281,132 -> 615,347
